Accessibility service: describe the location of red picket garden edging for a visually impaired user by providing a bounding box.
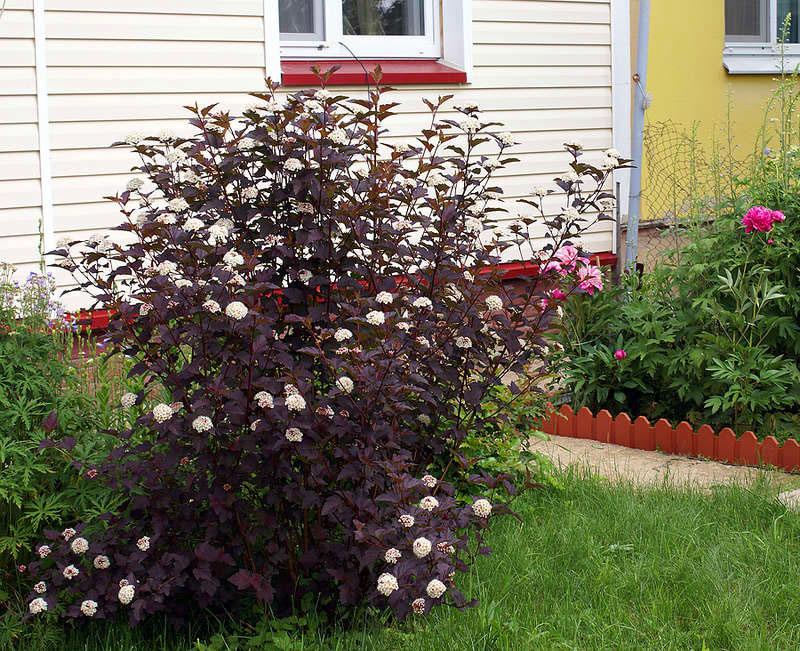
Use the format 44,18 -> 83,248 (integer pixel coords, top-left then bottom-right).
541,404 -> 800,473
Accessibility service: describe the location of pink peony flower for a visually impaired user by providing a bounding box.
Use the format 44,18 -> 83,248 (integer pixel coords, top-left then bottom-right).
553,245 -> 581,273
550,288 -> 567,301
577,266 -> 603,295
614,349 -> 627,360
741,206 -> 785,233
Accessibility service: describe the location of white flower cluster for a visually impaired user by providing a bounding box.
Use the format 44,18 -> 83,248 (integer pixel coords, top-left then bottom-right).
63,527 -> 76,541
455,336 -> 472,349
153,403 -> 173,423
127,177 -> 144,192
472,498 -> 492,518
366,310 -> 385,326
168,198 -> 189,212
334,328 -> 353,342
29,597 -> 48,615
242,186 -> 258,200
384,548 -> 402,564
485,295 -> 503,311
225,301 -> 248,320
137,536 -> 150,551
94,554 -> 110,569
465,217 -> 482,234
497,132 -> 515,146
426,579 -> 446,599
411,597 -> 426,614
284,158 -> 303,172
421,474 -> 437,488
203,299 -> 221,313
34,581 -> 46,594
285,387 -> 306,412
223,250 -> 244,268
398,514 -> 415,528
412,537 -> 432,558
255,391 -> 274,408
80,600 -> 98,617
70,537 -> 89,554
375,291 -> 393,304
377,573 -> 399,596
329,128 -> 348,145
121,392 -> 137,408
118,584 -> 135,605
412,297 -> 432,310
336,376 -> 354,395
285,427 -> 303,442
37,545 -> 51,558
192,416 -> 213,432
459,117 -> 481,133
63,564 -> 80,580
184,217 -> 204,232
419,496 -> 439,511
238,137 -> 256,150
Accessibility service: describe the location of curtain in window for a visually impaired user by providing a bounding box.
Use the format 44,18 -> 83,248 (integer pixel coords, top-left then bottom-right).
725,0 -> 763,37
342,1 -> 425,36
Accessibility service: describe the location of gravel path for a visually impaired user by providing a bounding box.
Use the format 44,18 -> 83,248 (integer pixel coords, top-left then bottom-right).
530,434 -> 800,489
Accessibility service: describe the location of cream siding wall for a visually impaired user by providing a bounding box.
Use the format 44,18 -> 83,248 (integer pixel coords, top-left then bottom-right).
0,0 -> 616,302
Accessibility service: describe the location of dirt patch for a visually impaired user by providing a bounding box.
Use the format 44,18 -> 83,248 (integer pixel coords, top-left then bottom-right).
530,434 -> 800,490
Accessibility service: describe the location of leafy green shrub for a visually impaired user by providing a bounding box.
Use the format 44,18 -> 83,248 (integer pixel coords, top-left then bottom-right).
0,266 -> 125,605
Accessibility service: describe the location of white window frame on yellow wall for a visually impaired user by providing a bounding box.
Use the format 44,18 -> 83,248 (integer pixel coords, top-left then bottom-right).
724,0 -> 800,72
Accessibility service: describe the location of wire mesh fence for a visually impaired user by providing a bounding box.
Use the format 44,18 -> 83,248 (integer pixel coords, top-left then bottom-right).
626,120 -> 752,270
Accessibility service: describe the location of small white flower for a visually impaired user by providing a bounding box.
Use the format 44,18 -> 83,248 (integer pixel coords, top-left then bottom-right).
419,496 -> 439,511
125,133 -> 145,146
118,584 -> 135,605
604,148 -> 621,160
298,269 -> 312,283
285,384 -> 299,396
562,206 -> 580,220
62,528 -> 76,541
455,335 -> 472,349
421,474 -> 437,488
426,578 -> 446,599
63,564 -> 80,580
29,598 -> 48,615
153,403 -> 173,423
412,537 -> 432,559
284,158 -> 303,172
465,217 -> 482,234
418,414 -> 431,425
225,301 -> 248,320
192,416 -> 213,433
158,129 -> 176,141
366,310 -> 385,326
203,299 -> 221,313
93,555 -> 110,569
285,393 -> 307,412
255,391 -> 274,409
208,223 -> 230,245
285,427 -> 303,442
485,295 -> 503,311
223,250 -> 244,268
416,336 -> 430,348
412,597 -> 426,614
184,217 -> 204,232
126,178 -> 144,192
497,132 -> 515,146
377,573 -> 399,597
137,536 -> 150,552
314,89 -> 332,100
398,514 -> 415,528
464,270 -> 474,282
334,328 -> 353,342
336,376 -> 354,394
600,155 -> 618,170
329,128 -> 348,145
297,202 -> 314,214
396,321 -> 412,332
561,170 -> 580,183
533,186 -> 549,197
121,392 -> 137,409
33,581 -> 46,594
37,545 -> 51,558
156,261 -> 178,275
242,186 -> 258,200
385,548 -> 402,564
175,279 -> 193,288
166,149 -> 187,164
427,173 -> 448,188
412,297 -> 432,310
80,600 -> 98,617
157,213 -> 177,225
70,537 -> 89,555
375,291 -> 393,305
472,498 -> 492,518
168,198 -> 189,212
238,137 -> 256,150
459,117 -> 481,133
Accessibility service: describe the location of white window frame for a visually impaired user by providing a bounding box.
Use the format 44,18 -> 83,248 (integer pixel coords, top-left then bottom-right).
279,0 -> 441,60
724,0 -> 800,72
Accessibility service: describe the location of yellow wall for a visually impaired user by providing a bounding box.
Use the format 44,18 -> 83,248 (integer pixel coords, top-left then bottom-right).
633,0 -> 782,218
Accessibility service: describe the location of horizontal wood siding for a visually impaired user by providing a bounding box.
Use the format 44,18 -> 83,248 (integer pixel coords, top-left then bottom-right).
0,0 -> 615,304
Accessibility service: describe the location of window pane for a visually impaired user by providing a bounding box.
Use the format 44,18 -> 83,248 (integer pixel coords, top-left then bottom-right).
725,0 -> 765,38
279,0 -> 322,38
342,0 -> 425,36
777,0 -> 800,43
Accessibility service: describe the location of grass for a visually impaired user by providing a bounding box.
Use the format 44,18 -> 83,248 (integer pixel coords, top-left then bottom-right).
14,472 -> 800,651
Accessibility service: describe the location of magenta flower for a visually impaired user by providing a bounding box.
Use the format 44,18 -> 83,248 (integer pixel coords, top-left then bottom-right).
741,206 -> 785,233
550,288 -> 567,301
614,349 -> 627,361
577,265 -> 603,295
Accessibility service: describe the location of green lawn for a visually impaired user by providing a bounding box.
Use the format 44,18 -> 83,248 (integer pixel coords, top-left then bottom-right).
19,473 -> 800,651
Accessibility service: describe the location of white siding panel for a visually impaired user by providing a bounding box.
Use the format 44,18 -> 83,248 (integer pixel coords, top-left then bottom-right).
473,1 -> 610,23
473,21 -> 610,45
48,40 -> 265,67
0,207 -> 43,238
44,1 -> 262,15
0,124 -> 39,152
0,9 -> 35,38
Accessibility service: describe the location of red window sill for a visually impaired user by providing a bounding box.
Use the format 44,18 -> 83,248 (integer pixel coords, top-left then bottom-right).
281,59 -> 467,86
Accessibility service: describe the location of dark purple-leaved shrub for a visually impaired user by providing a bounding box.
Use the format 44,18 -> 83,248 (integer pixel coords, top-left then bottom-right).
26,74 -> 626,625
